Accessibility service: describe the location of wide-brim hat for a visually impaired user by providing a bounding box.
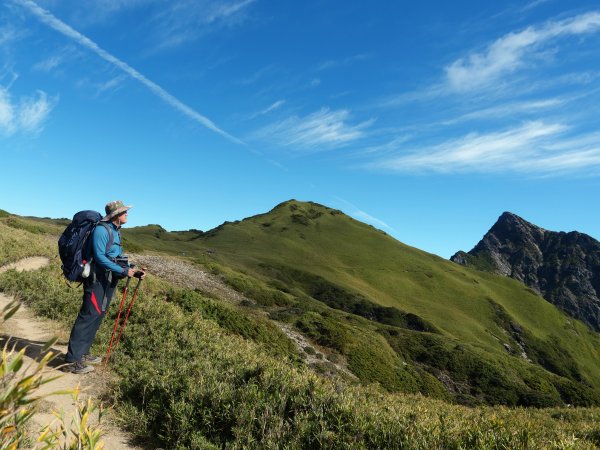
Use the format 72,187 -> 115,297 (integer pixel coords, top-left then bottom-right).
102,200 -> 132,221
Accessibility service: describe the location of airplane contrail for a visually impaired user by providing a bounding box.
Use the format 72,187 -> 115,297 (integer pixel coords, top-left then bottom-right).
16,0 -> 244,145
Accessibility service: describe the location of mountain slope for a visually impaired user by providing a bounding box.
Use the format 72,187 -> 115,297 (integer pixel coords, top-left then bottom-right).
451,212 -> 600,332
6,209 -> 600,448
122,200 -> 600,407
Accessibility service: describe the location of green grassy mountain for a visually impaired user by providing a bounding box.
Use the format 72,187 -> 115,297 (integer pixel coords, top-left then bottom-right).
122,200 -> 600,407
3,205 -> 600,448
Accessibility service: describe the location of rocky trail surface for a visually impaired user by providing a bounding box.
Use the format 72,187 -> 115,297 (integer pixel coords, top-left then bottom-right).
0,257 -> 141,450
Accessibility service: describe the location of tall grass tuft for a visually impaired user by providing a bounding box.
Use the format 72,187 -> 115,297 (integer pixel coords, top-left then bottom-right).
0,300 -> 104,449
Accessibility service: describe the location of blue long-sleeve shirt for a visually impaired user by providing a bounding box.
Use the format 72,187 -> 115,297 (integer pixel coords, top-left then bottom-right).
91,222 -> 126,275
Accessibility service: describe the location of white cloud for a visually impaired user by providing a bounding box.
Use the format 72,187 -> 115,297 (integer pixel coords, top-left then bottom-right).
0,86 -> 57,135
358,135 -> 415,156
261,100 -> 285,114
441,97 -> 565,125
352,210 -> 394,231
0,26 -> 19,47
18,90 -> 55,131
239,65 -> 276,85
0,88 -> 15,132
16,0 -> 243,145
33,54 -> 63,72
519,0 -> 554,13
205,0 -> 255,23
332,196 -> 394,231
445,11 -> 600,91
251,108 -> 374,151
316,54 -> 369,72
366,121 -> 600,174
96,75 -> 126,94
248,99 -> 285,119
32,46 -> 79,72
152,0 -> 256,50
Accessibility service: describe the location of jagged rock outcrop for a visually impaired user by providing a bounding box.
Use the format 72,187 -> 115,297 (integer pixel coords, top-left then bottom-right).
451,212 -> 600,331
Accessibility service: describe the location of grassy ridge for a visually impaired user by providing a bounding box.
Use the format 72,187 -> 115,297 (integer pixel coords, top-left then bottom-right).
120,200 -> 600,406
7,205 -> 600,408
2,212 -> 600,447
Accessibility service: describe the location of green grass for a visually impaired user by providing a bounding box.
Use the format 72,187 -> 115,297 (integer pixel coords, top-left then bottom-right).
165,287 -> 300,361
3,260 -> 600,448
0,220 -> 56,264
10,203 -> 599,408
121,200 -> 600,406
5,203 -> 600,447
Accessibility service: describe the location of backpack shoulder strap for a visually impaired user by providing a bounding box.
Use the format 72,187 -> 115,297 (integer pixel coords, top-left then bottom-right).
97,222 -> 115,254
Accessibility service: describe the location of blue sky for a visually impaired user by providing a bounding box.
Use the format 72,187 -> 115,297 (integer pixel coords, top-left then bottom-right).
1,0 -> 600,258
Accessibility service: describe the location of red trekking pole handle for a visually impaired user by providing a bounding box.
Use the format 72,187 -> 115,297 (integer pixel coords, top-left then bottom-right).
104,276 -> 131,368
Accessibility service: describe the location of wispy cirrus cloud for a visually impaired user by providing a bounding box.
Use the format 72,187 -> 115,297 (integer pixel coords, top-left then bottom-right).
445,11 -> 600,92
0,25 -> 22,47
75,74 -> 127,97
33,54 -> 63,72
0,85 -> 57,135
32,46 -> 80,72
95,75 -> 126,94
16,0 -> 243,144
519,0 -> 554,13
239,64 -> 276,85
332,196 -> 394,231
316,54 -> 369,72
352,209 -> 394,231
151,0 -> 256,50
372,11 -> 600,179
49,0 -> 154,27
251,108 -> 374,151
247,99 -> 285,119
441,97 -> 566,125
366,121 -> 600,174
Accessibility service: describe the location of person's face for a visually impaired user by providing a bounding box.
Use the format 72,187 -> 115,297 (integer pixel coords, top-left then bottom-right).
115,211 -> 128,225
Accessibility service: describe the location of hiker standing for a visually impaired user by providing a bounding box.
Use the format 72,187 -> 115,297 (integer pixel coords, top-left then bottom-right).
65,200 -> 144,374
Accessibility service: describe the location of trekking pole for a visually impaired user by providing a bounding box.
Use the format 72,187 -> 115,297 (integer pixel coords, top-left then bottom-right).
113,277 -> 143,350
104,276 -> 132,369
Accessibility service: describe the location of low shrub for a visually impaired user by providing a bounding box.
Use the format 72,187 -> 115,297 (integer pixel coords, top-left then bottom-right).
166,288 -> 299,361
214,266 -> 293,307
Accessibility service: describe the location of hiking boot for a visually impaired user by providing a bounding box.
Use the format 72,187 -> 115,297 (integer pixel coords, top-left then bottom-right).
67,361 -> 95,374
82,353 -> 102,365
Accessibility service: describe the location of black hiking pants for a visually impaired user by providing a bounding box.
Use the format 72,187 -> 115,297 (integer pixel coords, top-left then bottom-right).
65,272 -> 117,363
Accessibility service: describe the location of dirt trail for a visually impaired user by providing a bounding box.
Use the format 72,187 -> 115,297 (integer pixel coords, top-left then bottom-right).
0,258 -> 141,450
0,256 -> 50,274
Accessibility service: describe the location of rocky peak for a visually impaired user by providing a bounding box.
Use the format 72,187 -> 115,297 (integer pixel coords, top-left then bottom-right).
484,212 -> 546,245
452,213 -> 600,332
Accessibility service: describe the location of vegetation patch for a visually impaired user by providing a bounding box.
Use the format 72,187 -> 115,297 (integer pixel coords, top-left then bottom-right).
3,263 -> 600,448
210,264 -> 293,307
3,217 -> 51,235
259,263 -> 437,332
166,288 -> 299,361
0,221 -> 56,263
489,298 -> 586,384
